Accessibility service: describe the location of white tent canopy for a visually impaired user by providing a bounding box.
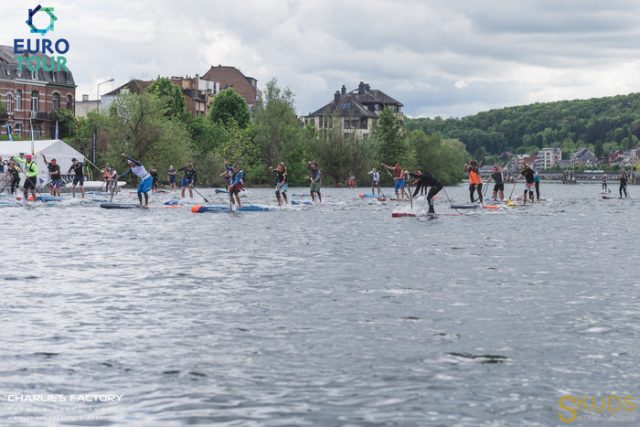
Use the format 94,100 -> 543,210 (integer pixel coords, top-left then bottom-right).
0,139 -> 85,188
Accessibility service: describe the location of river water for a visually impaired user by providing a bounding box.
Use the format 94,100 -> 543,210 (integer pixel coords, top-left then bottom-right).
0,183 -> 638,426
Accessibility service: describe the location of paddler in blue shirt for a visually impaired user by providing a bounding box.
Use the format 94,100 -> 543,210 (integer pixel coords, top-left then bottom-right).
119,153 -> 153,207
229,164 -> 244,208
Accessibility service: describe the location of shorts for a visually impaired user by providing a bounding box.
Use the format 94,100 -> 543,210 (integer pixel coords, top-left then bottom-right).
229,183 -> 243,194
24,176 -> 37,190
525,182 -> 535,190
51,178 -> 63,189
138,175 -> 153,193
493,183 -> 504,192
276,183 -> 288,193
181,177 -> 193,187
73,175 -> 84,186
394,179 -> 405,191
310,181 -> 321,193
372,180 -> 380,186
169,175 -> 176,184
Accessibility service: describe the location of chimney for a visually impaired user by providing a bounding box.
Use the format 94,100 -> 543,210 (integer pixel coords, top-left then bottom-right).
341,85 -> 346,95
358,82 -> 365,95
82,94 -> 89,102
334,90 -> 341,103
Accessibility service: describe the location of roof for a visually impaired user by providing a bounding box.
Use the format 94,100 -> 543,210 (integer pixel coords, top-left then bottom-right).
0,45 -> 76,87
201,65 -> 257,105
310,93 -> 377,118
102,79 -> 151,97
308,83 -> 402,118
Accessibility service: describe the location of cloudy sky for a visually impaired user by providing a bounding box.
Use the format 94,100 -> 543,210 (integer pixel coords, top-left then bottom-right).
3,0 -> 640,117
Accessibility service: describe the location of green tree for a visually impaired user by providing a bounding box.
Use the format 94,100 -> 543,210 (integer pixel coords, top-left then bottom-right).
310,119 -> 351,185
374,107 -> 405,164
52,108 -> 77,139
209,89 -> 250,129
146,77 -> 186,120
254,78 -> 301,166
101,93 -> 192,184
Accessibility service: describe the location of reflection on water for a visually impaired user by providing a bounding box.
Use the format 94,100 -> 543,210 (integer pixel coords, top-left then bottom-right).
0,184 -> 638,426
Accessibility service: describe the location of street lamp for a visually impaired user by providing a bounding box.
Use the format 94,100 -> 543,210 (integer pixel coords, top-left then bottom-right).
96,78 -> 114,114
93,78 -> 114,166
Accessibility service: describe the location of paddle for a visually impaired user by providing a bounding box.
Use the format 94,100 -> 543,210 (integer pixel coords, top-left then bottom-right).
507,173 -> 522,204
405,171 -> 413,210
192,186 -> 210,203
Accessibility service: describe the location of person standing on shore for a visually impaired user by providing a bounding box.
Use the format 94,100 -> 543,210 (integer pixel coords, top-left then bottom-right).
491,166 -> 504,202
521,164 -> 535,204
119,154 -> 153,207
619,171 -> 628,198
464,160 -> 483,204
42,154 -> 62,197
307,161 -> 322,203
368,167 -> 381,195
381,162 -> 406,200
67,157 -> 85,199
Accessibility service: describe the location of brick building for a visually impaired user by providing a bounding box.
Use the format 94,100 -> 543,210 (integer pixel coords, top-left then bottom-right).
201,65 -> 258,108
0,45 -> 76,139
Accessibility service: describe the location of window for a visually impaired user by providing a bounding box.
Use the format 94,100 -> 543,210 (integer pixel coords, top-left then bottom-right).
14,123 -> 22,135
16,90 -> 22,111
31,69 -> 37,80
66,95 -> 73,110
31,90 -> 39,113
6,93 -> 13,114
52,93 -> 60,111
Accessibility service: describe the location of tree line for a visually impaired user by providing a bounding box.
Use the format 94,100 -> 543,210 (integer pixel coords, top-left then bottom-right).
6,77 -> 471,186
406,92 -> 640,164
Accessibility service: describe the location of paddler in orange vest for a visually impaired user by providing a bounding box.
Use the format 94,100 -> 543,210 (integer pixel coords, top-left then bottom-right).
464,160 -> 483,204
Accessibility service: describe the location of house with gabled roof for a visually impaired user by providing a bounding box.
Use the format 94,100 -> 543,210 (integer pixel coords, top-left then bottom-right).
304,82 -> 403,139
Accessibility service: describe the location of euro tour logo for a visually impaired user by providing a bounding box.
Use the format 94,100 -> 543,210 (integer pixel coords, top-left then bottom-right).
13,5 -> 70,74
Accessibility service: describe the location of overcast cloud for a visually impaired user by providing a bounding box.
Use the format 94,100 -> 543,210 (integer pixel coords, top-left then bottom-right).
3,0 -> 640,117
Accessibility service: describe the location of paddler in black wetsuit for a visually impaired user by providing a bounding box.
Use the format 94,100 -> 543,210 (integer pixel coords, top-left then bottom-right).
491,166 -> 504,202
409,170 -> 443,214
521,164 -> 535,204
619,171 -> 628,198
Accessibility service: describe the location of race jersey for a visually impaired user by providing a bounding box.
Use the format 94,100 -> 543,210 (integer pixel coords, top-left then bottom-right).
69,162 -> 84,177
620,174 -> 627,185
491,171 -> 503,185
231,170 -> 244,185
308,166 -> 321,183
179,167 -> 197,181
121,156 -> 149,179
370,171 -> 380,183
394,165 -> 403,179
48,163 -> 61,179
14,157 -> 39,177
521,168 -> 535,184
409,171 -> 441,187
468,168 -> 481,184
274,169 -> 287,185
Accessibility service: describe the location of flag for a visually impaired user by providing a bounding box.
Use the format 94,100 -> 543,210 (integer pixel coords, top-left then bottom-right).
55,120 -> 59,140
92,129 -> 97,164
5,123 -> 12,142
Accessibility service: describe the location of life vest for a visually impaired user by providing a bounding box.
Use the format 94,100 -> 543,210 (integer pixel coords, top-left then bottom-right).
469,169 -> 481,185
